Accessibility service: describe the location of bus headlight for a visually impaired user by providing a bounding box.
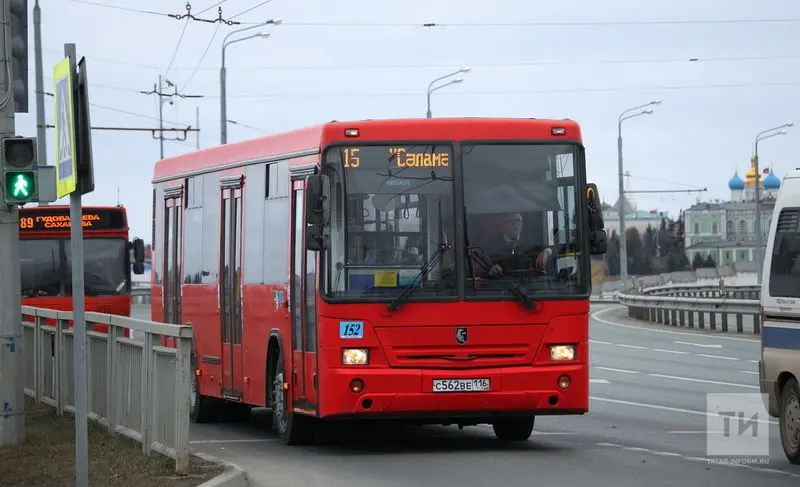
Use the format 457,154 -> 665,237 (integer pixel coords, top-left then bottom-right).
549,344 -> 576,361
342,348 -> 369,365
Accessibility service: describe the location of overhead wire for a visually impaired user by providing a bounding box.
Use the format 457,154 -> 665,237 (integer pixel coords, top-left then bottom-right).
229,0 -> 273,20
182,23 -> 220,89
164,17 -> 191,78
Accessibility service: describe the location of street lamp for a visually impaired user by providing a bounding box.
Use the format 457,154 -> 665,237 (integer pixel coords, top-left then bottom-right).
220,19 -> 281,145
753,122 -> 793,284
426,67 -> 470,118
617,99 -> 661,285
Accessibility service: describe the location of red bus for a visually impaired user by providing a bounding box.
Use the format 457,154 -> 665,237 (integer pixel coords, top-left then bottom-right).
19,205 -> 146,325
151,117 -> 608,444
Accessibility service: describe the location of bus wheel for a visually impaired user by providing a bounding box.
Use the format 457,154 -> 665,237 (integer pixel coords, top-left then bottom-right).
271,350 -> 313,445
190,352 -> 220,423
779,377 -> 800,464
492,416 -> 535,442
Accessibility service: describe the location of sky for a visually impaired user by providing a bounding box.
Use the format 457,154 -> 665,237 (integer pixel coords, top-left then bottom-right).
14,0 -> 800,242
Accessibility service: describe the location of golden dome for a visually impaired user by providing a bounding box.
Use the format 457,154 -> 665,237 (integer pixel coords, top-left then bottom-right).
744,156 -> 760,186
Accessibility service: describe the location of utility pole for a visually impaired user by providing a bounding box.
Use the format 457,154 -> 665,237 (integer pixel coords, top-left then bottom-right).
33,0 -> 46,205
141,78 -> 202,159
0,0 -> 26,448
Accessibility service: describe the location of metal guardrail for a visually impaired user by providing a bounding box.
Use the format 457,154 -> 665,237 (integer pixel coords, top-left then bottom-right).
21,305 -> 193,474
616,282 -> 762,335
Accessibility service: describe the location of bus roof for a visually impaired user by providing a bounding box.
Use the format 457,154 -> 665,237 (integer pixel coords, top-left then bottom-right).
153,117 -> 582,182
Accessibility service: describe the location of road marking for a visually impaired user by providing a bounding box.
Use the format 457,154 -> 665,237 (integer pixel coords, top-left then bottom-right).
668,430 -> 723,434
674,340 -> 722,349
740,370 -> 759,375
591,306 -> 760,343
748,359 -> 759,363
594,366 -> 639,374
647,373 -> 758,389
589,396 -> 779,425
190,439 -> 276,444
596,442 -> 800,479
589,339 -> 613,345
695,353 -> 739,361
616,343 -> 648,350
590,378 -> 611,384
652,348 -> 690,355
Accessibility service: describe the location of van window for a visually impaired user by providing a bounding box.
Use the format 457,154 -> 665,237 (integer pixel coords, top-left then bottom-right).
768,208 -> 800,298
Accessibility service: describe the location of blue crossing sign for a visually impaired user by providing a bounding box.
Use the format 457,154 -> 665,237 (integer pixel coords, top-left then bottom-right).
53,57 -> 77,198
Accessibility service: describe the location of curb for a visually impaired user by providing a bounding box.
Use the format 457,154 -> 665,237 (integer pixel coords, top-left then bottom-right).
194,452 -> 250,487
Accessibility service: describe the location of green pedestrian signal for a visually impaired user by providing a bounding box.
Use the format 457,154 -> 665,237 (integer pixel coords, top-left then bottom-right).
2,137 -> 41,205
4,171 -> 36,202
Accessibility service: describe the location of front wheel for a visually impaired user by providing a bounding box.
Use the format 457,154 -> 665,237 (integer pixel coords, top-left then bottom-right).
271,349 -> 314,445
779,378 -> 800,464
492,416 -> 535,442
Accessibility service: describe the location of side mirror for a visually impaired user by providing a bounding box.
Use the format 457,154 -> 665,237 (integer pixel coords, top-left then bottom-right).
585,183 -> 605,232
133,262 -> 145,275
132,238 -> 145,264
306,225 -> 329,251
305,174 -> 330,225
590,229 -> 608,256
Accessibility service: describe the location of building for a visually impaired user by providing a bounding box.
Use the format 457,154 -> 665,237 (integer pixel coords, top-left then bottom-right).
683,157 -> 781,265
601,193 -> 669,236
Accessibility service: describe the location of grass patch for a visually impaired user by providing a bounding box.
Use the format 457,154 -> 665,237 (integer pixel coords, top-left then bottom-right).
0,396 -> 226,487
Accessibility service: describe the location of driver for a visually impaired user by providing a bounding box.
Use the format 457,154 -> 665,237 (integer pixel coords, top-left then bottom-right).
483,212 -> 552,277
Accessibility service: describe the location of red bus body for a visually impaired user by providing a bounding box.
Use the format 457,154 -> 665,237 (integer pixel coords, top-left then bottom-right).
151,118 -> 607,443
19,205 -> 146,333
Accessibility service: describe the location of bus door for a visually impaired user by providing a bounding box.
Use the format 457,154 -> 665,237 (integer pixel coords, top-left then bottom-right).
163,187 -> 184,325
290,176 -> 318,412
219,176 -> 244,401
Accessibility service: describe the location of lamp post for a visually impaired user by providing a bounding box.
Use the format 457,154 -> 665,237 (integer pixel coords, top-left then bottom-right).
220,19 -> 281,145
426,67 -> 470,118
753,122 -> 793,284
617,100 -> 661,285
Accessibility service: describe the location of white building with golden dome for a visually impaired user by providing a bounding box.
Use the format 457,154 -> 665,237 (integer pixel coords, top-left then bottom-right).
683,156 -> 780,266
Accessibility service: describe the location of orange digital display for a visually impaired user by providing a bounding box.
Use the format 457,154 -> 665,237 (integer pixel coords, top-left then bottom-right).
19,208 -> 126,232
339,146 -> 451,170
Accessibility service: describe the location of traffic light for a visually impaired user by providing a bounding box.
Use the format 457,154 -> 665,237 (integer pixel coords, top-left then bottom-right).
9,0 -> 28,113
2,137 -> 38,204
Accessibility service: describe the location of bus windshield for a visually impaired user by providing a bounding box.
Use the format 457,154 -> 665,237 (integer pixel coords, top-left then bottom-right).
462,143 -> 588,298
20,238 -> 130,298
322,144 -> 457,300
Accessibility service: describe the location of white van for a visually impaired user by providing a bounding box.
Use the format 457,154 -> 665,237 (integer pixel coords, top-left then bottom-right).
760,168 -> 800,465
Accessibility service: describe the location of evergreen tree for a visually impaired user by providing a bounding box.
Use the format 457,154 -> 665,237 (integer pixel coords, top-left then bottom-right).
692,253 -> 705,270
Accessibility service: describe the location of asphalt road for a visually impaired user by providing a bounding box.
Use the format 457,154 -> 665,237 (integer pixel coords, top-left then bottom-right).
132,304 -> 799,486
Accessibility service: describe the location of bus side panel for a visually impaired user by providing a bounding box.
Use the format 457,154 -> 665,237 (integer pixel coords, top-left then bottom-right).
242,283 -> 290,407
183,284 -> 223,399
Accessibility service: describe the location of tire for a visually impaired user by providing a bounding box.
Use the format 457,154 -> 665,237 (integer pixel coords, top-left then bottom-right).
271,348 -> 314,445
492,416 -> 535,442
190,351 -> 221,423
779,377 -> 800,465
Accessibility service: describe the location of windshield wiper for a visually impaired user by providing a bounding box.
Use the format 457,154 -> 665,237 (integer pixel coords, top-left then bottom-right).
387,242 -> 452,311
467,248 -> 535,310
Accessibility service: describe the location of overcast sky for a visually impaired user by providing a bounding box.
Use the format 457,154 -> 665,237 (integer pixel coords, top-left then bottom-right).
16,0 -> 800,241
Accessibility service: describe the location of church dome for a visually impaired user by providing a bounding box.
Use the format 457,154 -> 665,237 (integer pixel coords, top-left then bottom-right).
763,171 -> 781,189
728,173 -> 745,190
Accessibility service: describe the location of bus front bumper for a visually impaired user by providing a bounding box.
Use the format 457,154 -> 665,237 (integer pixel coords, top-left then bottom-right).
318,364 -> 588,419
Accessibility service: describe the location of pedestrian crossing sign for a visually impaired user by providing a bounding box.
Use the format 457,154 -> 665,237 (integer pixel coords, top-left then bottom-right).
53,57 -> 77,198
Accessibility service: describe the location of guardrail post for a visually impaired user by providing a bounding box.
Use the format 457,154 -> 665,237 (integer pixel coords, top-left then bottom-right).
721,312 -> 729,332
753,313 -> 761,334
106,322 -> 119,436
55,316 -> 65,416
174,325 -> 192,475
141,332 -> 154,455
736,314 -> 744,334
33,311 -> 41,404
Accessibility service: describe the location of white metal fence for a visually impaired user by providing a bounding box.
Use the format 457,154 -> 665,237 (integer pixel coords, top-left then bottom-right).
21,305 -> 193,474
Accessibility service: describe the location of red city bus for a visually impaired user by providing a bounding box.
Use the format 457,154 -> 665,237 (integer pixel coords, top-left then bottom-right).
19,205 -> 146,329
151,117 -> 608,444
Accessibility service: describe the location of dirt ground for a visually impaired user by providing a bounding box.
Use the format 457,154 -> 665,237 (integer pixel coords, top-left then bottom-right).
0,396 -> 226,487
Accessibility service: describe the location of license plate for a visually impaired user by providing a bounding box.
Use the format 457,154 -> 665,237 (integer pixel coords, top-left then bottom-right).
432,378 -> 490,393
